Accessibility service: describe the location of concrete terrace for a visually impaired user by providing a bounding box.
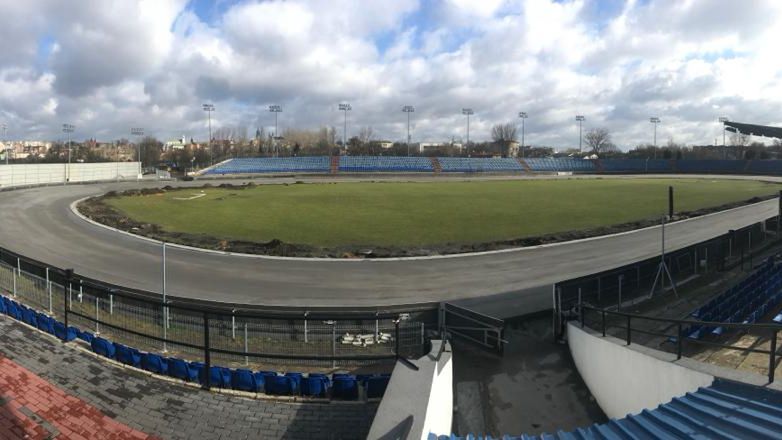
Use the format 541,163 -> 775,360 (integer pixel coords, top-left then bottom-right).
0,316 -> 377,440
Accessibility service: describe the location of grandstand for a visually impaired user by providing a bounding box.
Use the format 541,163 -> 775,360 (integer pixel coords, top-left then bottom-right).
524,157 -> 596,172
338,156 -> 434,172
437,157 -> 524,173
203,156 -> 330,174
599,158 -> 672,173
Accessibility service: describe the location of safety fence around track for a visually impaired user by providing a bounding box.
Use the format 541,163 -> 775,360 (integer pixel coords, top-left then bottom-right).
553,217 -> 782,340
0,246 -> 437,370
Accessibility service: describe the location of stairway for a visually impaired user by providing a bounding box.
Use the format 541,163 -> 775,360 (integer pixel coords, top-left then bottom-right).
330,155 -> 339,174
594,159 -> 604,173
431,157 -> 442,175
517,158 -> 532,173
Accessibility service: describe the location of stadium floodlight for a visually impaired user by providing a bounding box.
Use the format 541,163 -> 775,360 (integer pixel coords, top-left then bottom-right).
339,103 -> 352,150
1,123 -> 7,165
518,112 -> 528,158
718,116 -> 729,159
575,115 -> 585,153
62,124 -> 75,183
649,117 -> 660,148
462,108 -> 474,147
202,103 -> 215,164
269,105 -> 283,157
131,128 -> 144,173
402,105 -> 415,156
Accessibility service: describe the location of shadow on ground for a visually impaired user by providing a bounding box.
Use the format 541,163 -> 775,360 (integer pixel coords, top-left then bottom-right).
453,313 -> 606,436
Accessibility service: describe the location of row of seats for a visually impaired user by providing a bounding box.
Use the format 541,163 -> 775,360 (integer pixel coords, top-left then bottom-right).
0,294 -> 390,400
685,258 -> 782,338
524,157 -> 596,172
204,157 -> 330,174
437,157 -> 523,173
600,158 -> 672,172
339,156 -> 433,172
676,159 -> 746,173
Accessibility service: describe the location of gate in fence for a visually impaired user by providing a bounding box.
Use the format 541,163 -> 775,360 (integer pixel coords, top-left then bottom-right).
439,302 -> 505,354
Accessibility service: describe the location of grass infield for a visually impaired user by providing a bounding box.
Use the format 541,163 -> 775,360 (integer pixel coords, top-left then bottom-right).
104,178 -> 780,248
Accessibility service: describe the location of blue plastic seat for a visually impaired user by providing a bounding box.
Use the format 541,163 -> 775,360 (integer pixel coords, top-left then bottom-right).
141,353 -> 168,375
231,369 -> 263,392
284,372 -> 303,393
200,366 -> 231,388
301,376 -> 329,397
6,299 -> 21,319
308,373 -> 330,386
114,343 -> 142,368
0,296 -> 6,314
366,376 -> 390,398
264,375 -> 296,395
36,314 -> 56,335
90,337 -> 116,358
78,330 -> 95,343
22,308 -> 38,327
53,321 -> 78,341
332,377 -> 359,400
169,358 -> 198,382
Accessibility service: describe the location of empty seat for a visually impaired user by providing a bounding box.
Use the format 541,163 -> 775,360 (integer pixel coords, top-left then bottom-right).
78,330 -> 95,344
36,314 -> 56,335
21,306 -> 38,327
90,337 -> 116,358
5,300 -> 21,320
141,353 -> 168,375
229,369 -> 263,392
264,375 -> 296,396
114,343 -> 142,368
301,376 -> 329,397
0,296 -> 6,314
200,366 -> 232,388
53,322 -> 77,342
332,377 -> 359,400
169,358 -> 199,382
366,376 -> 390,398
284,372 -> 303,393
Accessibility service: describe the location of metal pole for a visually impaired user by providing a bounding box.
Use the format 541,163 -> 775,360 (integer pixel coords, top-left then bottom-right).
677,323 -> 683,360
578,119 -> 582,153
231,310 -> 236,340
332,322 -> 336,369
304,312 -> 308,343
626,315 -> 631,345
344,109 -> 347,150
203,312 -> 211,390
770,329 -> 777,383
95,296 -> 100,334
668,186 -> 674,219
244,322 -> 249,366
617,274 -> 623,311
46,267 -> 52,313
208,110 -> 213,165
407,111 -> 410,156
467,113 -> 470,147
162,242 -> 167,352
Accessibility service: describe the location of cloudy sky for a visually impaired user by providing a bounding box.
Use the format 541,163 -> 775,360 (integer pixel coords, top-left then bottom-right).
1,0 -> 781,149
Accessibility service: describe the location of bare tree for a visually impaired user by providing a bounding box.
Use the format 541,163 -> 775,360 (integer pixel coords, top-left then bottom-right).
584,128 -> 615,154
358,126 -> 376,146
491,122 -> 518,156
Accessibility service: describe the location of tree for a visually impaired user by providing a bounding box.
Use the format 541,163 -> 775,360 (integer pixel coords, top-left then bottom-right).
491,122 -> 518,157
584,128 -> 615,155
137,136 -> 162,168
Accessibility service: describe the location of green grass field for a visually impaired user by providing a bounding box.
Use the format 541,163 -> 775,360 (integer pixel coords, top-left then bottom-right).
104,178 -> 780,247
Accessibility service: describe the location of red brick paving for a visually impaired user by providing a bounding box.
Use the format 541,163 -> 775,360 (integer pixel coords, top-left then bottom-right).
0,355 -> 157,440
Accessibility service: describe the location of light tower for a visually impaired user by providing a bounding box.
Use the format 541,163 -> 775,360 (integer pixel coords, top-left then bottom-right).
575,115 -> 585,152
649,117 -> 660,148
339,103 -> 351,150
518,112 -> 528,158
62,123 -> 75,182
462,108 -> 474,147
402,105 -> 414,156
718,116 -> 729,159
202,103 -> 215,164
269,105 -> 282,157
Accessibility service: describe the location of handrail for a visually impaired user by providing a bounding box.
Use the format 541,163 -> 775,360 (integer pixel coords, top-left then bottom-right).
582,304 -> 782,331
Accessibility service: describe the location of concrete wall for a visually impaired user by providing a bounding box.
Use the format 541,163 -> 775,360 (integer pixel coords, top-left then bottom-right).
0,162 -> 140,188
367,340 -> 453,440
568,322 -> 713,419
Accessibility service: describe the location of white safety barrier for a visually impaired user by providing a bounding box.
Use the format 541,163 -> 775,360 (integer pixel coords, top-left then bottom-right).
0,162 -> 140,188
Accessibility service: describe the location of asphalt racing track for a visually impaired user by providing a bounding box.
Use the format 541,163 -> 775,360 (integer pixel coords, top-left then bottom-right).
0,175 -> 779,318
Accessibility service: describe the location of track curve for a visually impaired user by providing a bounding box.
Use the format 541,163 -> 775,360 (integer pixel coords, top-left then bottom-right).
0,175 -> 779,317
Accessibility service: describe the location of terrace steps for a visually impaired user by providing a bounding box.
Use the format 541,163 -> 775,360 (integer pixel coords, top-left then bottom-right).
431,157 -> 442,174
330,155 -> 340,174
517,158 -> 532,172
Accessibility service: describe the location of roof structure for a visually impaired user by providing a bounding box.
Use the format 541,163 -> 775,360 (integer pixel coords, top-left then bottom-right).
724,121 -> 782,139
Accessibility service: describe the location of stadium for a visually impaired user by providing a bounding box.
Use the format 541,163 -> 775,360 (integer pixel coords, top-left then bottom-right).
5,2 -> 782,439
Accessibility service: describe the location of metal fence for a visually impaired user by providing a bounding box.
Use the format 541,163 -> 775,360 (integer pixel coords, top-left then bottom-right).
0,246 -> 436,371
553,218 -> 780,339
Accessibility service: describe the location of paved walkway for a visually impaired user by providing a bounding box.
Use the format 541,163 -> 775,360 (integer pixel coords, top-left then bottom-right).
0,316 -> 377,439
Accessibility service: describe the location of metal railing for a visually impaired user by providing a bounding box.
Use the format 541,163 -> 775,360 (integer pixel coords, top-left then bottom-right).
578,303 -> 782,383
0,245 -> 436,374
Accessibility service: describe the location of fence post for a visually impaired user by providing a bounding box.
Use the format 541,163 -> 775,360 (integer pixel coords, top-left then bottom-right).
693,248 -> 698,275
95,296 -> 100,334
63,269 -> 73,341
677,323 -> 683,360
109,292 -> 113,315
304,311 -> 309,343
578,288 -> 584,328
332,321 -> 337,369
597,277 -> 601,303
770,329 -> 777,384
601,310 -> 606,337
617,275 -> 623,311
626,315 -> 631,346
203,311 -> 211,390
244,322 -> 249,366
12,265 -> 17,297
231,310 -> 236,340
46,267 -> 52,314
375,313 -> 380,344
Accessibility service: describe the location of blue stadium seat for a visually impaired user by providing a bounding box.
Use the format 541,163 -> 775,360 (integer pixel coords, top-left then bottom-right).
339,156 -> 434,172
36,314 -> 56,335
438,157 -> 523,173
284,372 -> 303,393
264,375 -> 296,396
21,306 -> 38,327
169,358 -> 199,382
231,369 -> 263,392
205,157 -> 331,175
141,353 -> 168,375
0,296 -> 6,314
90,337 -> 116,358
301,376 -> 329,397
366,376 -> 390,398
332,377 -> 359,400
200,366 -> 232,388
6,299 -> 22,320
53,321 -> 77,342
78,330 -> 95,344
308,373 -> 330,386
114,343 -> 142,368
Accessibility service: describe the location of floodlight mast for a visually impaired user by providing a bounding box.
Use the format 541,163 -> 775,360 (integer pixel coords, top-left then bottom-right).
518,112 -> 528,158
131,127 -> 144,173
719,116 -> 729,159
339,103 -> 351,151
402,105 -> 414,156
462,108 -> 474,147
202,103 -> 215,164
62,123 -> 75,183
650,117 -> 660,148
575,115 -> 585,153
269,105 -> 282,157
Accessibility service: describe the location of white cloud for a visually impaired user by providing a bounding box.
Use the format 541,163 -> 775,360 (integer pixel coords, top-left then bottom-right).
1,0 -> 782,149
